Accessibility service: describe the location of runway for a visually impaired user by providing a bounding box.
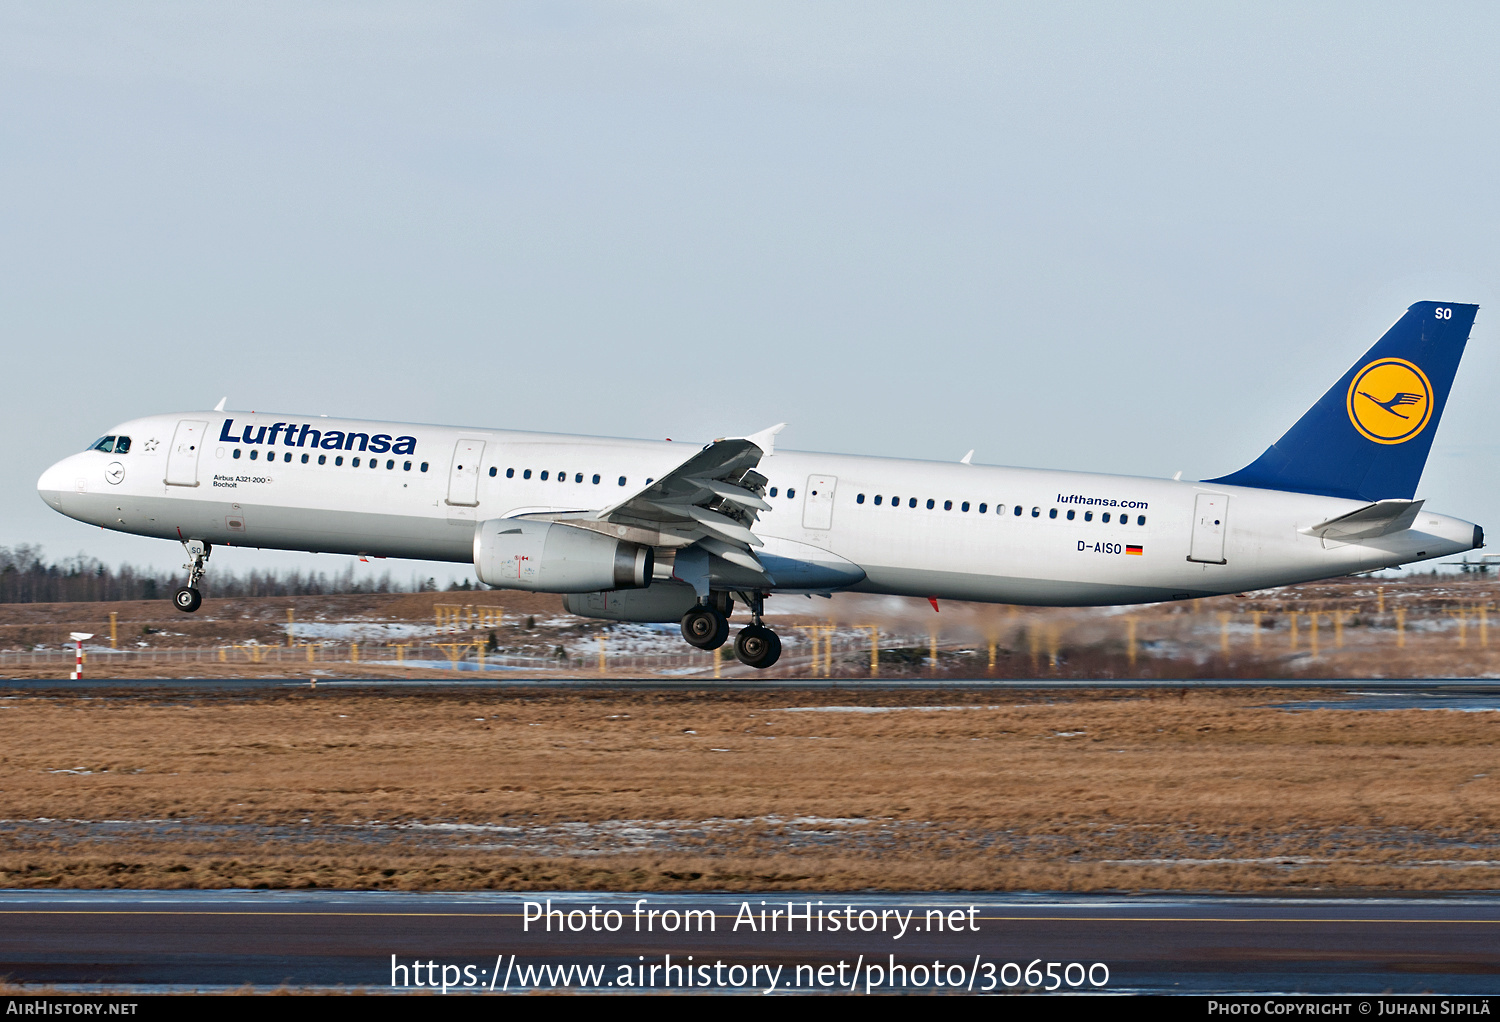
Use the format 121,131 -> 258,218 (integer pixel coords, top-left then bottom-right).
5,676 -> 1500,693
2,890 -> 1498,994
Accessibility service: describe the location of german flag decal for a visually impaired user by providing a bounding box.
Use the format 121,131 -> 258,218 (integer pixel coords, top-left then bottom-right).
1126,545 -> 1143,556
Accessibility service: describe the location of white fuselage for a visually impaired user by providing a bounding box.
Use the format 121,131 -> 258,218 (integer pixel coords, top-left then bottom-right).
37,411 -> 1479,606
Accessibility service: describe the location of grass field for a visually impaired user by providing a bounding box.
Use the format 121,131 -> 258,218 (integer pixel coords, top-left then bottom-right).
2,683 -> 1496,893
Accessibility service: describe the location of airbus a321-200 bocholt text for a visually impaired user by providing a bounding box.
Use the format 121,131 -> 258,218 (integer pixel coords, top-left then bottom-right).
37,302 -> 1484,669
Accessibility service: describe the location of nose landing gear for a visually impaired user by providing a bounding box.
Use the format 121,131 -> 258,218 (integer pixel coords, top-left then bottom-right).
173,539 -> 210,614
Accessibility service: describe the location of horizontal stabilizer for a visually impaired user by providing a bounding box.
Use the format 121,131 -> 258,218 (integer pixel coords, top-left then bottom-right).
1299,499 -> 1425,540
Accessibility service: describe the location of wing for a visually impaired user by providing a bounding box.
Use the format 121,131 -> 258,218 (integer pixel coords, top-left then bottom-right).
523,423 -> 786,584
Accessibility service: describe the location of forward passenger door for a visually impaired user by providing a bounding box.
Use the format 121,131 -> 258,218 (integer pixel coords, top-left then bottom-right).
164,420 -> 207,487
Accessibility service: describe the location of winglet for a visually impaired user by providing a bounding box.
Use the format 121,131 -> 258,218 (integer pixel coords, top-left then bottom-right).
743,422 -> 787,457
960,450 -> 974,465
213,397 -> 227,412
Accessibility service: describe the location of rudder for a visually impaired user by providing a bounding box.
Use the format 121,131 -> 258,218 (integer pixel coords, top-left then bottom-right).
1208,301 -> 1477,501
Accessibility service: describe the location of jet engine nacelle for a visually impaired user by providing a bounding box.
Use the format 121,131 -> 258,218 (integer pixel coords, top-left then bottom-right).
474,519 -> 653,593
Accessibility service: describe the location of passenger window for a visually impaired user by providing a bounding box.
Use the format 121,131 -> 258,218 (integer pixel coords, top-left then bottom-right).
789,488 -> 797,499
403,461 -> 411,471
318,455 -> 327,465
301,453 -> 309,464
1084,511 -> 1092,521
856,493 -> 865,504
336,456 -> 344,466
908,497 -> 916,508
421,462 -> 428,472
978,503 -> 986,513
1102,512 -> 1111,523
540,471 -> 549,481
770,487 -> 778,497
1031,507 -> 1040,517
352,457 -> 360,467
926,499 -> 935,510
592,474 -> 600,484
489,467 -> 497,477
249,450 -> 258,461
114,436 -> 131,454
386,459 -> 394,470
506,468 -> 515,478
284,452 -> 292,462
892,496 -> 900,507
371,459 -> 378,469
523,469 -> 531,479
618,476 -> 627,486
1137,515 -> 1146,526
232,449 -> 242,460
1049,508 -> 1057,519
576,473 -> 584,483
647,478 -> 654,484
944,500 -> 953,511
1066,509 -> 1075,520
960,501 -> 968,512
874,495 -> 882,505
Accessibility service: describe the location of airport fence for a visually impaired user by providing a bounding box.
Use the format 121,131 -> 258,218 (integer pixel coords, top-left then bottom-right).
0,629 -> 941,678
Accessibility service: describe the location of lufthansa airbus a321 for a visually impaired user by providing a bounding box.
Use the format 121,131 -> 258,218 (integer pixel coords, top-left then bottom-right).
37,301 -> 1484,669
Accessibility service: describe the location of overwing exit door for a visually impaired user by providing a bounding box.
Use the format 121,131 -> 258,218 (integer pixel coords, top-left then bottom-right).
1187,493 -> 1229,564
802,475 -> 837,530
446,439 -> 486,507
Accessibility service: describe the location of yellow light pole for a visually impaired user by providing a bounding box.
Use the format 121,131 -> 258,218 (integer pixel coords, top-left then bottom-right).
109,612 -> 118,650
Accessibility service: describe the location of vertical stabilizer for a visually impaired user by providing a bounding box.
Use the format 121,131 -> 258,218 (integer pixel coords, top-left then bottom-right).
1207,301 -> 1476,501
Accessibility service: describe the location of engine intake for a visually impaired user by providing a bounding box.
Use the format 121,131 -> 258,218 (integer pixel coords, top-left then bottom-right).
474,519 -> 652,593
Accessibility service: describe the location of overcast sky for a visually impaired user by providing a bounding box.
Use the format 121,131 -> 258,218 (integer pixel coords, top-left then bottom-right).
5,2 -> 1499,582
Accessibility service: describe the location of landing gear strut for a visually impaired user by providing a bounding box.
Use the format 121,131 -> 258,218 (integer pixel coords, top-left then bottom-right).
732,591 -> 781,669
173,539 -> 210,614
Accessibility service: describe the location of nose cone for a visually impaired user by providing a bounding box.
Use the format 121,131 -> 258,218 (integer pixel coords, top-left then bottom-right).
37,456 -> 75,510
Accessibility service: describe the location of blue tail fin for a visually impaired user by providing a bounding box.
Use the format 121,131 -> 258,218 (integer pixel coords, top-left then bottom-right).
1207,301 -> 1477,501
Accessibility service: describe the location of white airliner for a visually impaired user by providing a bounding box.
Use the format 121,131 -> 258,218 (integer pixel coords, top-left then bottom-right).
36,301 -> 1483,668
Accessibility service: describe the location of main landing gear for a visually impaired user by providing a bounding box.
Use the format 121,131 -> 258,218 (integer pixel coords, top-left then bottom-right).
680,592 -> 781,669
173,539 -> 210,614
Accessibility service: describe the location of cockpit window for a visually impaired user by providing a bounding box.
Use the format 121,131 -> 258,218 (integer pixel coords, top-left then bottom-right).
113,436 -> 131,454
89,436 -> 116,453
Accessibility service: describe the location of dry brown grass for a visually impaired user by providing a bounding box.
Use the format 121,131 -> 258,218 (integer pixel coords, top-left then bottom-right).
1,685 -> 1496,892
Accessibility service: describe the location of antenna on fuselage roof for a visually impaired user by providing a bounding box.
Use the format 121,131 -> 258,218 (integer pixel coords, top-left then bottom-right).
213,397 -> 226,412
960,450 -> 974,465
